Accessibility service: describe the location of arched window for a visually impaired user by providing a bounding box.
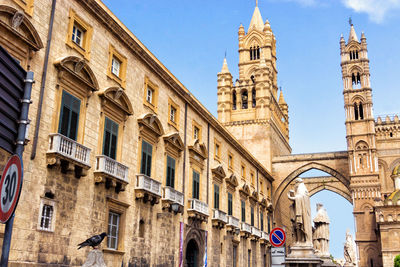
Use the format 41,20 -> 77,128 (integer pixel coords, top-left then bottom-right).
232,90 -> 237,110
249,46 -> 260,60
349,50 -> 359,60
252,88 -> 256,108
256,46 -> 260,59
242,90 -> 248,109
354,102 -> 364,120
352,72 -> 361,89
354,103 -> 359,120
249,46 -> 253,60
359,102 -> 364,119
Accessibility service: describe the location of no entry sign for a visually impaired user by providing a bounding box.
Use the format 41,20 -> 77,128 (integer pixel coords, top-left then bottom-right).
0,155 -> 23,223
269,227 -> 286,247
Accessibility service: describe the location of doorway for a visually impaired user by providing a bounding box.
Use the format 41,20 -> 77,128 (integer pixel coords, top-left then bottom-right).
186,239 -> 199,267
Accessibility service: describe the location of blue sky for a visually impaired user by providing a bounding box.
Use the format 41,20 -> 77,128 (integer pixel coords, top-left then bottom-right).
103,0 -> 400,259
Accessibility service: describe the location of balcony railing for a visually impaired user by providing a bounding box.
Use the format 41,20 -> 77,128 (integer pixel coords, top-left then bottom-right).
241,222 -> 252,233
261,231 -> 269,241
251,226 -> 261,238
227,215 -> 240,229
47,133 -> 91,167
213,209 -> 227,223
163,186 -> 184,206
95,155 -> 129,183
188,198 -> 209,217
135,174 -> 162,197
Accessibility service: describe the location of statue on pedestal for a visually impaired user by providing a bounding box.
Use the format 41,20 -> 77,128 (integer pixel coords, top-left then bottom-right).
313,203 -> 330,257
287,178 -> 313,246
344,230 -> 357,266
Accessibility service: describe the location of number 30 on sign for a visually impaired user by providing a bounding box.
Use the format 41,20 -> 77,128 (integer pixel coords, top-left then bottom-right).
0,155 -> 23,223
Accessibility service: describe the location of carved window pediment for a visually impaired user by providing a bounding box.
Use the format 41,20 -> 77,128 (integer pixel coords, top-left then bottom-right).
138,113 -> 164,143
211,165 -> 226,184
0,5 -> 43,51
163,132 -> 184,157
239,183 -> 250,198
250,190 -> 258,203
226,173 -> 238,189
188,139 -> 208,169
99,87 -> 133,121
54,56 -> 99,95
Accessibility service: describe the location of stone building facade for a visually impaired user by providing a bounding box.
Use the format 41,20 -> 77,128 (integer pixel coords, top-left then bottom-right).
1,0 -> 400,267
0,0 -> 275,266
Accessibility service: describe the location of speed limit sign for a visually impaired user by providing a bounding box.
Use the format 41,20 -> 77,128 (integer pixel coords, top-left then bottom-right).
0,155 -> 22,223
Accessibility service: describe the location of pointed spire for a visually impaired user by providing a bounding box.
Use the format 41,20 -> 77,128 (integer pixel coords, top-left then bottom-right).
348,24 -> 359,43
220,57 -> 230,73
248,5 -> 264,32
279,89 -> 287,106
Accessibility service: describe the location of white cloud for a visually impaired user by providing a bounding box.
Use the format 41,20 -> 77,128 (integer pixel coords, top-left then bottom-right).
342,0 -> 400,23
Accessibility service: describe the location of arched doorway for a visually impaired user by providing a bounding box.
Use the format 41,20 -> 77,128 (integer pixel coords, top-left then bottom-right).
186,239 -> 199,267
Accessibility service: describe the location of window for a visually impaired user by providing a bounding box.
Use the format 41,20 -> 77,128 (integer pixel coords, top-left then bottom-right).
351,72 -> 361,89
252,88 -> 256,108
107,211 -> 120,250
354,102 -> 364,120
250,172 -> 255,186
192,170 -> 200,199
103,117 -> 119,160
228,193 -> 233,215
214,139 -> 221,160
143,77 -> 159,112
350,50 -> 359,60
166,155 -> 176,188
139,219 -> 145,238
58,90 -> 80,141
168,98 -> 180,128
250,46 -> 260,60
260,211 -> 264,231
72,23 -> 84,47
111,57 -> 121,77
232,90 -> 237,110
267,214 -> 271,233
39,202 -> 54,231
66,9 -> 93,59
228,153 -> 233,169
248,250 -> 251,267
250,206 -> 254,226
140,140 -> 152,176
241,164 -> 246,179
242,90 -> 248,109
107,45 -> 127,87
214,184 -> 220,209
260,181 -> 263,194
241,200 -> 246,222
192,120 -> 202,141
233,245 -> 238,267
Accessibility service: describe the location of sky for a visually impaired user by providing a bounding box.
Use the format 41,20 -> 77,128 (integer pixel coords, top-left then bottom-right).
102,0 -> 400,259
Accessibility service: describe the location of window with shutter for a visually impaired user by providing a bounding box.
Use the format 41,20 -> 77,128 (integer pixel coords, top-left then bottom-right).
140,140 -> 152,177
228,193 -> 233,215
58,91 -> 81,141
166,155 -> 176,188
192,170 -> 200,199
241,200 -> 246,222
214,184 -> 220,209
103,117 -> 119,159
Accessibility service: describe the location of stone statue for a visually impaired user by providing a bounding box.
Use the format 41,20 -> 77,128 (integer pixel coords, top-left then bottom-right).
344,229 -> 356,266
313,203 -> 330,257
287,178 -> 313,246
82,249 -> 107,267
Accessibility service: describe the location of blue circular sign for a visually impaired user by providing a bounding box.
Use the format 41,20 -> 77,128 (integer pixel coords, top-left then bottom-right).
269,227 -> 286,247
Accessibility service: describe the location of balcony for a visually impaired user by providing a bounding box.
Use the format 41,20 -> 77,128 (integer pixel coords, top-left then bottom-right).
240,222 -> 252,238
94,155 -> 129,193
188,198 -> 209,222
162,186 -> 184,213
212,209 -> 227,229
260,231 -> 270,245
46,133 -> 91,178
251,226 -> 261,240
226,215 -> 240,233
135,174 -> 162,205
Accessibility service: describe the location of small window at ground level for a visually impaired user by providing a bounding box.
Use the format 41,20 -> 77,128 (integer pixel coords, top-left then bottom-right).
107,211 -> 120,249
40,204 -> 53,231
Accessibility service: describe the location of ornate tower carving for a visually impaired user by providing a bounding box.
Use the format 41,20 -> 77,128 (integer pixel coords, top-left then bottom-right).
341,23 -> 381,266
217,4 -> 291,171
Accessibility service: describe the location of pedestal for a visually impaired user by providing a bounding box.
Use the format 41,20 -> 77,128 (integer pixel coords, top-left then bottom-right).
319,256 -> 338,267
82,249 -> 107,267
285,245 -> 323,267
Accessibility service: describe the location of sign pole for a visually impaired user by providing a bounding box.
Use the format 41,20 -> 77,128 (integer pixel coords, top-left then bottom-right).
0,71 -> 34,267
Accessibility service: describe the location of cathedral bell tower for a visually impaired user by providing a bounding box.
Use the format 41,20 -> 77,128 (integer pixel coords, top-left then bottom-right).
217,4 -> 291,171
341,22 -> 381,267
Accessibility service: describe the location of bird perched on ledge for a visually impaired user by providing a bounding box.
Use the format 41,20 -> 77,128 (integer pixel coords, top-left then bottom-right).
78,232 -> 107,249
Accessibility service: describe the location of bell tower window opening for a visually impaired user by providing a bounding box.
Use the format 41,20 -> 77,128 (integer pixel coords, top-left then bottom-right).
354,103 -> 359,120
349,50 -> 359,60
232,90 -> 237,110
250,47 -> 253,60
352,72 -> 361,89
242,90 -> 248,109
252,88 -> 256,108
359,102 -> 364,119
249,46 -> 260,60
256,46 -> 260,59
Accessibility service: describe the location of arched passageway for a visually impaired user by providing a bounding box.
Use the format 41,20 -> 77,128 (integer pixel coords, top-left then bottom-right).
186,239 -> 199,267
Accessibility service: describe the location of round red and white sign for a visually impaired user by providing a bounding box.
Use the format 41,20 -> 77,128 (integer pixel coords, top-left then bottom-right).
0,155 -> 23,223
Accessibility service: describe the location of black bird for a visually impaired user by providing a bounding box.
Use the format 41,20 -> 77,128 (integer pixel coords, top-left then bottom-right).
77,232 -> 107,249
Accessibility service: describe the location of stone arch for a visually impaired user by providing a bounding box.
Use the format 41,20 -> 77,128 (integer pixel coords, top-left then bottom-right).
389,158 -> 400,174
350,95 -> 366,104
99,86 -> 133,118
273,161 -> 350,208
244,31 -> 263,48
348,65 -> 363,75
183,228 -> 205,267
308,184 -> 352,204
360,202 -> 373,213
355,140 -> 368,150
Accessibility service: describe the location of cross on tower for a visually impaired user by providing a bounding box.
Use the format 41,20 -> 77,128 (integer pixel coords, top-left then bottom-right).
256,0 -> 258,7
